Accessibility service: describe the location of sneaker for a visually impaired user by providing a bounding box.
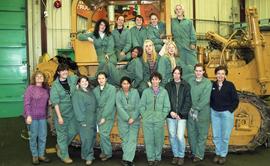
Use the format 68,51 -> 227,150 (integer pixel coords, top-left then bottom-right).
148,161 -> 155,166
154,160 -> 160,166
177,158 -> 184,166
32,157 -> 39,165
86,160 -> 93,165
38,156 -> 51,163
218,157 -> 226,165
213,155 -> 220,163
101,155 -> 111,161
62,157 -> 73,164
171,157 -> 178,165
99,153 -> 106,159
192,156 -> 202,163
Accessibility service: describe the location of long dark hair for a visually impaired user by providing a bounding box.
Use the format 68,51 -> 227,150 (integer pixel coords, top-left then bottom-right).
172,66 -> 183,78
93,19 -> 111,38
130,46 -> 143,58
53,63 -> 69,80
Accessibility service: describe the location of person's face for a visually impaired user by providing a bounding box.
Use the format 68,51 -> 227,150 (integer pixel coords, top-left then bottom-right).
173,69 -> 181,81
116,16 -> 124,27
167,44 -> 176,56
131,48 -> 139,59
175,5 -> 184,17
35,73 -> 44,84
97,74 -> 107,86
216,70 -> 226,82
121,80 -> 130,92
58,70 -> 68,79
99,22 -> 106,32
150,15 -> 158,26
194,66 -> 204,79
151,76 -> 160,87
135,17 -> 143,26
145,42 -> 153,55
79,78 -> 89,89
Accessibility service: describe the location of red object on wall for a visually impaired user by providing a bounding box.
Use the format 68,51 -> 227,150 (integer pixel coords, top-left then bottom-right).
54,0 -> 62,8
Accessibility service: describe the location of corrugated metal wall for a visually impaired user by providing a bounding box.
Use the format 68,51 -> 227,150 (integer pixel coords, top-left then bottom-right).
246,0 -> 270,19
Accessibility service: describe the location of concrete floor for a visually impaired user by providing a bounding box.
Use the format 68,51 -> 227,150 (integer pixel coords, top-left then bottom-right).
1,117 -> 270,166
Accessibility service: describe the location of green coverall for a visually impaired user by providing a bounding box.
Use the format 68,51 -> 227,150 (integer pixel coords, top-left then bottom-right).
112,28 -> 132,61
116,88 -> 141,162
50,75 -> 78,160
187,77 -> 212,159
72,88 -> 97,161
106,57 -> 143,88
139,87 -> 171,161
147,22 -> 166,53
93,83 -> 116,158
172,18 -> 198,66
157,55 -> 172,86
130,26 -> 148,48
77,32 -> 117,73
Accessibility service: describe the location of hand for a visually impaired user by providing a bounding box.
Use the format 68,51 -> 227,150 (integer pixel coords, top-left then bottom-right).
170,112 -> 177,118
88,37 -> 94,42
190,44 -> 196,50
26,116 -> 32,125
147,81 -> 152,87
81,124 -> 87,127
99,118 -> 106,125
58,117 -> 64,125
120,51 -> 125,57
128,118 -> 134,125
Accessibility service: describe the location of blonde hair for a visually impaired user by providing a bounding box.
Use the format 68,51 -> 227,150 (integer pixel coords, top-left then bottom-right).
142,39 -> 158,63
175,4 -> 185,16
164,41 -> 179,57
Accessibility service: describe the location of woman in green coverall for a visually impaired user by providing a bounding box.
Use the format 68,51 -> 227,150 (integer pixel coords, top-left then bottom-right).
187,63 -> 212,162
93,72 -> 116,161
77,19 -> 117,73
147,13 -> 166,53
50,64 -> 78,164
112,15 -> 132,61
171,4 -> 198,67
139,72 -> 171,166
116,76 -> 140,166
72,76 -> 97,165
106,46 -> 143,88
130,15 -> 148,48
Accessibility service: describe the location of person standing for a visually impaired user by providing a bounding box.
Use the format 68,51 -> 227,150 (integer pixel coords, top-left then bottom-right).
50,64 -> 78,164
165,66 -> 192,165
172,4 -> 198,67
130,15 -> 148,48
24,71 -> 51,165
116,76 -> 141,166
72,76 -> 97,165
210,66 -> 239,165
93,72 -> 116,161
187,63 -> 212,162
112,15 -> 132,61
139,72 -> 171,166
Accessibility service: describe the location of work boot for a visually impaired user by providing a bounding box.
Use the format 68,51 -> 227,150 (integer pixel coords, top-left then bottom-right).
148,161 -> 155,166
177,158 -> 184,166
213,155 -> 220,163
192,156 -> 202,163
62,157 -> 73,164
218,157 -> 226,165
86,160 -> 93,165
171,157 -> 178,165
32,157 -> 39,165
38,156 -> 51,163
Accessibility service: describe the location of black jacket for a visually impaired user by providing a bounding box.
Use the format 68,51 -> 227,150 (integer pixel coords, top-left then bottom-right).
210,80 -> 239,112
165,79 -> 192,119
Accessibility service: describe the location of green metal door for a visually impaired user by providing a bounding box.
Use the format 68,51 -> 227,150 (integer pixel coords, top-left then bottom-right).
0,0 -> 28,118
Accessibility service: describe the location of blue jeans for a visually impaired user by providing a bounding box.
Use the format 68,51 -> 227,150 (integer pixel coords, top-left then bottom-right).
211,108 -> 234,157
28,119 -> 47,157
167,118 -> 186,158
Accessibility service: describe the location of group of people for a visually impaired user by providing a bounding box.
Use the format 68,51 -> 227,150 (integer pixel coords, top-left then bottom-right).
23,3 -> 239,166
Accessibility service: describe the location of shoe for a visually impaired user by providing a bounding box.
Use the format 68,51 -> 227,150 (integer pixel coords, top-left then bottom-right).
177,158 -> 184,166
128,161 -> 135,166
213,155 -> 220,163
62,157 -> 73,164
171,157 -> 178,165
86,160 -> 93,165
38,156 -> 51,163
99,153 -> 106,159
192,156 -> 202,163
55,144 -> 61,158
148,161 -> 155,166
101,155 -> 111,161
121,160 -> 128,166
218,157 -> 226,165
32,157 -> 40,165
154,160 -> 160,166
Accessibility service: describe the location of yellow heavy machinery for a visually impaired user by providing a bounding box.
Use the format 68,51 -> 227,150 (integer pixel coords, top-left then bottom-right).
37,1 -> 270,151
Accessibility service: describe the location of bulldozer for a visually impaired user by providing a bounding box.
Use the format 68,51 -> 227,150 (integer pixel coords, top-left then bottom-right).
37,0 -> 270,152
